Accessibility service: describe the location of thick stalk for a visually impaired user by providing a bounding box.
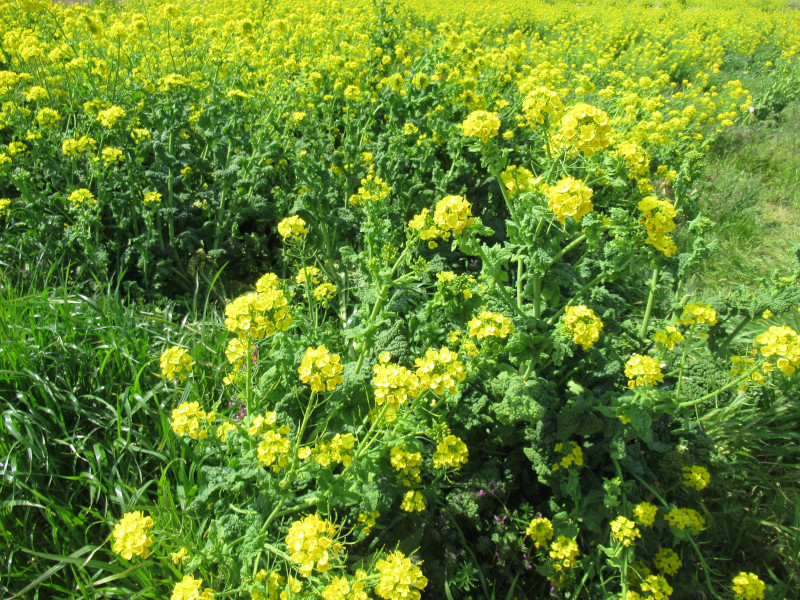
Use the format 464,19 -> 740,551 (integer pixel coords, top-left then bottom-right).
639,265 -> 660,339
475,244 -> 526,320
675,361 -> 762,410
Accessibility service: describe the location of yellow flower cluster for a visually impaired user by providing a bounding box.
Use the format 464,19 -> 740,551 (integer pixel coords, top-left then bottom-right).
374,550 -> 428,600
357,511 -> 380,536
467,310 -> 514,340
101,147 -> 124,166
390,446 -> 423,485
556,103 -> 615,157
459,110 -> 501,143
224,288 -> 292,340
159,346 -> 194,382
731,572 -> 765,600
170,575 -> 213,600
678,302 -> 717,326
637,196 -> 677,256
0,198 -> 11,217
633,502 -> 658,527
313,282 -> 337,305
625,354 -> 664,389
520,86 -> 565,128
755,325 -> 800,376
414,347 -> 466,395
614,141 -> 651,179
349,170 -> 391,205
432,434 -> 469,469
525,517 -> 554,549
373,357 -> 420,412
314,433 -> 356,467
682,465 -> 711,491
258,428 -> 291,471
320,576 -> 369,600
298,345 -> 344,392
653,326 -> 684,350
549,536 -> 580,571
68,188 -> 96,208
664,507 -> 705,535
143,191 -> 162,203
400,490 -> 426,512
545,177 -> 594,224
62,135 -> 97,158
296,266 -> 321,285
639,574 -> 673,600
500,165 -> 541,195
552,440 -> 583,471
171,402 -> 216,440
561,305 -> 603,350
609,516 -> 641,547
96,105 -> 126,128
654,547 -> 682,576
433,195 -> 474,240
112,511 -> 154,560
285,513 -> 340,577
277,215 -> 308,241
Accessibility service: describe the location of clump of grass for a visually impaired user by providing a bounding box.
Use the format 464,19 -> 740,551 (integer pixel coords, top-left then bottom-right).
692,101 -> 800,295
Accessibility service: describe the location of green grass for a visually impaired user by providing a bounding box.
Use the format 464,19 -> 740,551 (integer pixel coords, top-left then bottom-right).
0,254 -> 227,597
692,100 -> 800,295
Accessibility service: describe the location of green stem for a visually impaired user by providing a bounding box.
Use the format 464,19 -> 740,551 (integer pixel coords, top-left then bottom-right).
674,331 -> 692,404
546,270 -> 608,326
547,234 -> 587,269
717,315 -> 752,355
475,244 -> 526,320
639,265 -> 660,339
516,258 -> 524,310
674,361 -> 762,409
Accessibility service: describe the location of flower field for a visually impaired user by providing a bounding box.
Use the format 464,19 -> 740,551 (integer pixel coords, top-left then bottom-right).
1,0 -> 800,598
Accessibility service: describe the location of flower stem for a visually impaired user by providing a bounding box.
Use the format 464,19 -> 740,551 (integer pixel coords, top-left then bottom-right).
639,264 -> 660,339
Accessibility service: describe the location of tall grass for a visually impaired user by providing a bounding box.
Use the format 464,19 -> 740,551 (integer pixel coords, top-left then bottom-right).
0,246 -> 227,597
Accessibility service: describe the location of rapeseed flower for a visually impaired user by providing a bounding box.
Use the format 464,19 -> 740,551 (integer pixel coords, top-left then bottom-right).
400,490 -> 426,512
549,536 -> 580,571
277,215 -> 308,241
654,547 -> 682,576
159,346 -> 194,382
170,574 -> 213,600
298,345 -> 344,392
755,325 -> 800,376
682,465 -> 711,491
552,440 -> 583,471
545,177 -> 594,224
732,572 -> 765,600
373,358 -> 420,411
285,513 -> 339,577
459,110 -> 501,143
467,310 -> 514,340
679,302 -> 717,326
171,402 -> 215,440
561,305 -> 603,349
625,354 -> 664,388
112,511 -> 154,560
374,550 -> 428,600
610,516 -> 641,547
390,446 -> 422,484
638,196 -> 677,256
414,347 -> 465,395
432,435 -> 468,469
633,502 -> 658,527
664,507 -> 705,535
525,517 -> 554,548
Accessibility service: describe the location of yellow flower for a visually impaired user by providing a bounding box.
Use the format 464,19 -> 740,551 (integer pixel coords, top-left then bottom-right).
68,189 -> 96,208
609,516 -> 640,547
414,347 -> 465,395
633,502 -> 658,527
159,346 -> 194,382
653,326 -> 683,350
112,511 -> 154,560
277,215 -> 308,241
171,401 -> 211,439
143,191 -> 162,203
682,465 -> 711,491
170,574 -> 213,600
375,550 -> 428,600
373,361 -> 420,411
390,446 -> 422,484
459,110 -> 501,143
552,440 -> 583,471
549,536 -> 580,571
101,147 -> 124,166
285,513 -> 339,577
467,310 -> 514,340
432,435 -> 468,469
653,548 -> 682,576
545,177 -> 594,224
400,490 -> 426,512
625,354 -> 663,388
755,325 -> 800,376
433,195 -> 473,239
555,103 -> 615,156
525,517 -> 554,548
638,196 -> 677,256
664,507 -> 705,535
731,572 -> 765,600
561,305 -> 603,349
298,345 -> 344,392
679,302 -> 717,326
96,106 -> 126,128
